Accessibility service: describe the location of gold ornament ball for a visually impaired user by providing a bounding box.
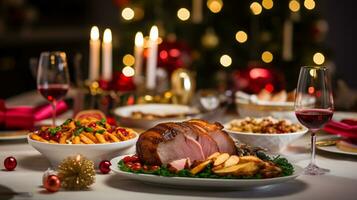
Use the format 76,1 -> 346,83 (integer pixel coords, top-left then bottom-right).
58,155 -> 95,190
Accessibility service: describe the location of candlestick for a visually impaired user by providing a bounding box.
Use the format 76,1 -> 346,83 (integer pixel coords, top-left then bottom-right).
102,28 -> 112,81
134,32 -> 144,77
89,26 -> 100,81
282,19 -> 293,61
146,26 -> 158,90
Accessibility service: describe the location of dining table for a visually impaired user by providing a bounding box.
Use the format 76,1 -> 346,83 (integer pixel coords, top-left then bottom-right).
1,91 -> 357,200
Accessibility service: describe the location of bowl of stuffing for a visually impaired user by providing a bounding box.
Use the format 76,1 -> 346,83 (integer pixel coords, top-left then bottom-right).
224,117 -> 308,153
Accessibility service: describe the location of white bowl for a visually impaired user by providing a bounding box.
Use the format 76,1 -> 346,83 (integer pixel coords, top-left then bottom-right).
114,104 -> 199,129
224,125 -> 308,153
27,133 -> 138,168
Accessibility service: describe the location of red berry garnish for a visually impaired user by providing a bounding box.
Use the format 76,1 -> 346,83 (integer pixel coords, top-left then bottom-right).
99,160 -> 111,174
126,162 -> 133,167
150,165 -> 160,171
130,155 -> 139,163
131,165 -> 141,171
123,156 -> 132,163
143,165 -> 148,171
4,156 -> 17,171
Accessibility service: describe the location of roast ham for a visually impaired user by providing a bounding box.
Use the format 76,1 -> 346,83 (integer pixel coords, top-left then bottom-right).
136,119 -> 237,165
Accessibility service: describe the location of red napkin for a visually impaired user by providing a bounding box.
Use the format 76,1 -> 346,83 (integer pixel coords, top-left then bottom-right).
323,119 -> 357,139
0,99 -> 68,130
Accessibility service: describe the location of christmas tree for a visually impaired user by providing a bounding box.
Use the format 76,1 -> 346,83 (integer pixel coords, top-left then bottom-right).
112,0 -> 328,93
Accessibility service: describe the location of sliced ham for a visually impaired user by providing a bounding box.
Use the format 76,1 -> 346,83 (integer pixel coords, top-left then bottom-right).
187,119 -> 237,155
168,158 -> 191,172
136,120 -> 237,165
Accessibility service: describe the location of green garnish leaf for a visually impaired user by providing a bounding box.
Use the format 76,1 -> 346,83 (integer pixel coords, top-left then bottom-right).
272,156 -> 294,176
62,119 -> 72,126
74,127 -> 84,136
96,129 -> 105,134
85,127 -> 94,132
49,127 -> 61,136
75,121 -> 81,127
101,118 -> 107,124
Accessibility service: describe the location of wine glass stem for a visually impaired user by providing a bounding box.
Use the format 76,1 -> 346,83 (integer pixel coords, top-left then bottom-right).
51,100 -> 57,126
310,130 -> 317,166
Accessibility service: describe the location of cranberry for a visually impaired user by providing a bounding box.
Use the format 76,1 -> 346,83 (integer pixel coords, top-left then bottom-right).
142,165 -> 148,171
123,156 -> 132,163
130,155 -> 139,163
126,162 -> 133,168
131,165 -> 141,171
133,162 -> 141,167
150,165 -> 160,171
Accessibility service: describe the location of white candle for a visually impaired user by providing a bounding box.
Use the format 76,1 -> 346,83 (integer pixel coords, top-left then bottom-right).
134,32 -> 144,77
89,26 -> 100,81
282,19 -> 293,61
102,28 -> 112,81
146,26 -> 158,90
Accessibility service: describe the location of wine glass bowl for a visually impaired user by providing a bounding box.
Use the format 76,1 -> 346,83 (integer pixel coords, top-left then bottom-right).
295,66 -> 334,175
37,52 -> 70,126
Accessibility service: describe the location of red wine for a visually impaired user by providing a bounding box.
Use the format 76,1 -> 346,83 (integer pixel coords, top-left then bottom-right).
38,84 -> 69,102
296,109 -> 333,130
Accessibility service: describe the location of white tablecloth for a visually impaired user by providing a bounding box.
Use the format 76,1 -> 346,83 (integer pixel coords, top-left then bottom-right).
2,92 -> 357,200
1,130 -> 357,200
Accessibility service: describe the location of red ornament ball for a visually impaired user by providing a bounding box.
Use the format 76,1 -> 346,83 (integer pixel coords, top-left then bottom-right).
4,156 -> 17,171
44,175 -> 61,192
99,160 -> 111,174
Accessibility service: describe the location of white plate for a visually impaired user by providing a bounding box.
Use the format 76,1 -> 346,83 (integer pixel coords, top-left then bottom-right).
110,155 -> 303,190
317,143 -> 357,156
0,130 -> 28,140
114,104 -> 199,129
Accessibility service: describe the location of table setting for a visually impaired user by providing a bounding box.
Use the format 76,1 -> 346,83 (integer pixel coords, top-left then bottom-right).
1,1 -> 357,200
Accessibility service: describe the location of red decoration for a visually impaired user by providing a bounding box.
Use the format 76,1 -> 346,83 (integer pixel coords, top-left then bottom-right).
44,175 -> 61,192
99,160 -> 111,174
157,39 -> 192,75
113,72 -> 135,92
4,156 -> 17,171
232,62 -> 285,94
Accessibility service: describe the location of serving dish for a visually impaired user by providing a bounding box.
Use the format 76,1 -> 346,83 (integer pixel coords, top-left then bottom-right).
114,104 -> 199,129
110,155 -> 303,190
28,133 -> 138,167
224,118 -> 308,153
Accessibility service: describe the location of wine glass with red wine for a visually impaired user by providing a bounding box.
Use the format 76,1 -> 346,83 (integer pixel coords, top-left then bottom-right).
295,66 -> 334,175
37,52 -> 70,126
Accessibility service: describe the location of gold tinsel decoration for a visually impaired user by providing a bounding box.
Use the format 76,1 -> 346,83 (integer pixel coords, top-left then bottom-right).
58,155 -> 95,190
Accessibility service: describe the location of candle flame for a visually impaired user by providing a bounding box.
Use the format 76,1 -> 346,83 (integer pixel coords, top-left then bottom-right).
90,26 -> 99,40
103,29 -> 112,43
135,32 -> 144,47
149,26 -> 158,41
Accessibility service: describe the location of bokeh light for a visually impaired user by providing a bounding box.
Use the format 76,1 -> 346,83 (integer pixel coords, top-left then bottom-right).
122,66 -> 135,77
304,0 -> 315,10
261,51 -> 273,63
250,2 -> 263,15
262,0 -> 274,10
235,31 -> 248,43
313,52 -> 325,65
122,54 -> 135,66
121,7 -> 135,20
177,8 -> 190,21
289,0 -> 300,12
207,0 -> 223,13
220,54 -> 232,67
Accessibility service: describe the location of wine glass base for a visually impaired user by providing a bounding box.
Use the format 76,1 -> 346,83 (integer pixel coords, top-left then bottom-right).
303,163 -> 330,176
